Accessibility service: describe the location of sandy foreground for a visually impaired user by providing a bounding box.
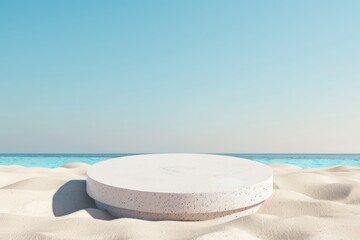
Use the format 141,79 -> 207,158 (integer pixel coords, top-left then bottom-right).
0,163 -> 359,240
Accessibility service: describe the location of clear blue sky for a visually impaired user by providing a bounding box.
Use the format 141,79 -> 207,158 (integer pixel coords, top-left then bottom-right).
1,1 -> 359,153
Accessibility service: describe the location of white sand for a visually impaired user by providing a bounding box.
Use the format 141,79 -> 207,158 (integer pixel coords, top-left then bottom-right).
0,163 -> 359,240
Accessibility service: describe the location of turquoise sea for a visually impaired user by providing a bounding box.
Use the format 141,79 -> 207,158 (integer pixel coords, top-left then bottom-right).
0,154 -> 359,168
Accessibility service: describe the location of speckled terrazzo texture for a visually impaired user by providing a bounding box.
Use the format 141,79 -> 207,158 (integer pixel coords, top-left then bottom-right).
95,201 -> 263,221
87,177 -> 272,214
86,154 -> 273,220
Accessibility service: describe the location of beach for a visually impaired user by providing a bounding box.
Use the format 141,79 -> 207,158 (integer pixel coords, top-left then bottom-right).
0,163 -> 359,240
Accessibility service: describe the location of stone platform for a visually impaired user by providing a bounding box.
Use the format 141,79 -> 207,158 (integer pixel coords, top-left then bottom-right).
86,153 -> 273,221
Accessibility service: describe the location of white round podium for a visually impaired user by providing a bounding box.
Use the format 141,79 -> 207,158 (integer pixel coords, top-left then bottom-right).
86,154 -> 273,221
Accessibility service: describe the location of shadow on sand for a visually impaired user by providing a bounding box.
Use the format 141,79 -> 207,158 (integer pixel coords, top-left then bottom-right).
52,180 -> 113,220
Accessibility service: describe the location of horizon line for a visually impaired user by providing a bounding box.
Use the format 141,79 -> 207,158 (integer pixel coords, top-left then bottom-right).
1,152 -> 360,155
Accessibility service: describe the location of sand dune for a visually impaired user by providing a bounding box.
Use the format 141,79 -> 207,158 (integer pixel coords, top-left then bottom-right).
0,163 -> 359,239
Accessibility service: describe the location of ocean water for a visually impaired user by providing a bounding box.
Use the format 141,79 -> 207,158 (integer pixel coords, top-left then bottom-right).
0,154 -> 359,168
